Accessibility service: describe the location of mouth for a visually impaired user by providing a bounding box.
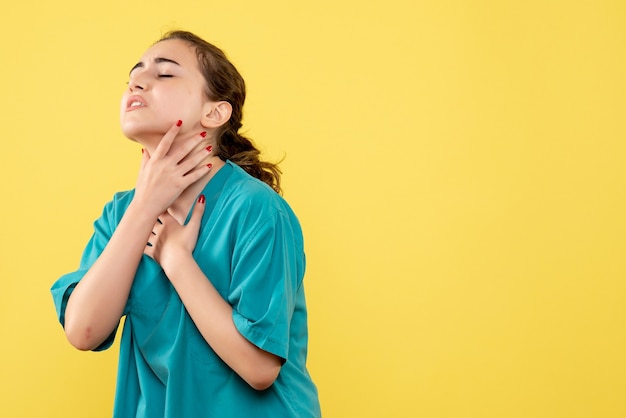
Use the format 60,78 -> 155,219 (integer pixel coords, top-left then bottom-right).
126,95 -> 147,111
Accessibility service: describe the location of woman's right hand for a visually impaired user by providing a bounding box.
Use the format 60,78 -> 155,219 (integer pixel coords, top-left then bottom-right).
133,120 -> 211,217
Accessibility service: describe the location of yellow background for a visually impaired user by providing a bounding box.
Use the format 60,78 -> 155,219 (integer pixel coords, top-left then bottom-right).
1,1 -> 625,417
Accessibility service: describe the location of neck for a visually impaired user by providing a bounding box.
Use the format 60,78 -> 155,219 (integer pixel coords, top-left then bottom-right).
167,156 -> 226,224
133,129 -> 224,223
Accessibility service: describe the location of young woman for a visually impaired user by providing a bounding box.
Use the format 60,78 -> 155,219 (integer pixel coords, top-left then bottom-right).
51,30 -> 321,417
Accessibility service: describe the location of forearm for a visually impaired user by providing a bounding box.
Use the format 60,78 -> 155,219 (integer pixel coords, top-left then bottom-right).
64,201 -> 159,350
164,253 -> 282,390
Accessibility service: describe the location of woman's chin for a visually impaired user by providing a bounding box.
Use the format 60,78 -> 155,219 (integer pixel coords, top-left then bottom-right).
121,124 -> 164,146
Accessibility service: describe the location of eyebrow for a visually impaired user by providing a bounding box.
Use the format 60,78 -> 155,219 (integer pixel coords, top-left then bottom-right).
129,57 -> 181,75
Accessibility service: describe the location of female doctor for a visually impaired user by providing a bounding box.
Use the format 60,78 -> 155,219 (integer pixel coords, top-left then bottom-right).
51,30 -> 320,418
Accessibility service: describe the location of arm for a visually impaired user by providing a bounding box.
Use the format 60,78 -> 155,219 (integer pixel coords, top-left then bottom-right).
63,122 -> 211,350
63,201 -> 157,350
145,199 -> 282,390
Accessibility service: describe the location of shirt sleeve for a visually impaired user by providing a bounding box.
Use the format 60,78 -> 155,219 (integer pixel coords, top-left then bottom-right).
50,193 -> 129,351
228,205 -> 305,362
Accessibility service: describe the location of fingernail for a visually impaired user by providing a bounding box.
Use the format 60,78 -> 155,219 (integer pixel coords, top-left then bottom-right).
198,194 -> 206,204
200,131 -> 207,138
176,120 -> 183,127
207,163 -> 213,169
206,145 -> 213,153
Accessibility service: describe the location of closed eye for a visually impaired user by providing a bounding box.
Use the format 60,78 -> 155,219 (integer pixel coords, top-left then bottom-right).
158,74 -> 173,78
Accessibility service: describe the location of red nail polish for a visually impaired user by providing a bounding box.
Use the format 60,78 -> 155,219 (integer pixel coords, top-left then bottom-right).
198,194 -> 206,204
207,163 -> 213,169
176,120 -> 183,127
206,145 -> 213,153
200,131 -> 207,138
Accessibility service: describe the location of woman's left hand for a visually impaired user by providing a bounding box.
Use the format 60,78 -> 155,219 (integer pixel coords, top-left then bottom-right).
144,195 -> 206,273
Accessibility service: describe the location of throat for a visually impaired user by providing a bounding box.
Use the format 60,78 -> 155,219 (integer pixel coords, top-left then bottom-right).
166,202 -> 193,225
166,157 -> 225,223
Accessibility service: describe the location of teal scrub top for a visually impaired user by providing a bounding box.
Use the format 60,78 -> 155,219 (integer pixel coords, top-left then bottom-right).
51,161 -> 321,418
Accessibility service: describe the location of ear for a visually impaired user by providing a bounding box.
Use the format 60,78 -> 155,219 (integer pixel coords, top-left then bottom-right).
200,101 -> 232,129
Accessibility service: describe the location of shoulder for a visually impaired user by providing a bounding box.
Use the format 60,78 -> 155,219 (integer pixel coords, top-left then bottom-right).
220,161 -> 303,240
97,189 -> 135,223
223,161 -> 294,218
111,189 -> 135,205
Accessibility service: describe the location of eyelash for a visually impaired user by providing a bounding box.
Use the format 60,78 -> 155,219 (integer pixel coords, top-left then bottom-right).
125,74 -> 173,84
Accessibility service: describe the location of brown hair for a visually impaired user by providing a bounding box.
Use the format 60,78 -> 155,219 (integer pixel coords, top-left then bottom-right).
159,30 -> 282,194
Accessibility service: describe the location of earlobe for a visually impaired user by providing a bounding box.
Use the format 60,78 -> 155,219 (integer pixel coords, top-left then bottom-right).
201,101 -> 232,129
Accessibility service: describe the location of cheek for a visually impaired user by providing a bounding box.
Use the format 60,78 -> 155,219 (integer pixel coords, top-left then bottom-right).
167,92 -> 206,119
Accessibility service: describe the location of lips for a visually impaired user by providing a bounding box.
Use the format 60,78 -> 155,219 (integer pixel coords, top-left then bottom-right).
126,95 -> 147,111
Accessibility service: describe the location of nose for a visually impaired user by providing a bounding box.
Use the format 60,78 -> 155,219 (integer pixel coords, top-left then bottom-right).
128,78 -> 145,91
128,70 -> 149,91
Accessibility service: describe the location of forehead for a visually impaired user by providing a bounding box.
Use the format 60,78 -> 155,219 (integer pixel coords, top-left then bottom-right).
139,39 -> 198,67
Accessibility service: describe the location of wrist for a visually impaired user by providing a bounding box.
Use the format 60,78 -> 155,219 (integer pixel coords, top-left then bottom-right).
128,195 -> 164,221
161,248 -> 195,280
